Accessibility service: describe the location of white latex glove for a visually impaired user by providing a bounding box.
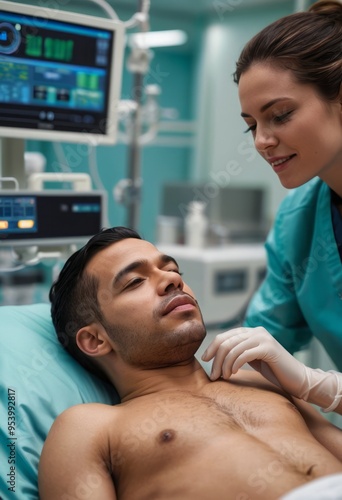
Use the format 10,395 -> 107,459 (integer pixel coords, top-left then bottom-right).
201,326 -> 342,413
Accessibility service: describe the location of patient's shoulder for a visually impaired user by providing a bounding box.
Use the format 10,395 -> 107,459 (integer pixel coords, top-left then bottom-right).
49,403 -> 119,439
42,403 -> 121,466
230,367 -> 266,383
58,401 -> 116,419
39,403 -> 119,497
229,368 -> 283,393
56,401 -> 115,419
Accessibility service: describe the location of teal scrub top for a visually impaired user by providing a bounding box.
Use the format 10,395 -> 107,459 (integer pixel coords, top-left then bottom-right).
244,177 -> 342,371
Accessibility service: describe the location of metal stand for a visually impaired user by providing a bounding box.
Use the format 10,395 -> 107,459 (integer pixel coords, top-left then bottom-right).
126,71 -> 144,230
117,0 -> 151,231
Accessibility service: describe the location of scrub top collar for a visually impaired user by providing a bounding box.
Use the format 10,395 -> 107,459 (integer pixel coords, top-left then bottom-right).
330,189 -> 342,261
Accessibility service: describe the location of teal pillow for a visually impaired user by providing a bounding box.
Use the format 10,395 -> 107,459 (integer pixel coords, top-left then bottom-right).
0,303 -> 119,500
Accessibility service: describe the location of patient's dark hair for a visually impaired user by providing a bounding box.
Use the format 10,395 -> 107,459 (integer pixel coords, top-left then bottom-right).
49,226 -> 141,378
234,0 -> 342,102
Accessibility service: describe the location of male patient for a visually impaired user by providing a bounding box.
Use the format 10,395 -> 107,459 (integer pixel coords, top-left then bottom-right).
38,227 -> 342,500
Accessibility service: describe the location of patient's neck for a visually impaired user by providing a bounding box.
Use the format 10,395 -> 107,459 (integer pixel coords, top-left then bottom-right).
108,357 -> 210,403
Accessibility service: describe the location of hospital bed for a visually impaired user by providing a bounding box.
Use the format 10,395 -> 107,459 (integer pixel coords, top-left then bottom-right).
0,303 -> 119,499
2,303 -> 342,500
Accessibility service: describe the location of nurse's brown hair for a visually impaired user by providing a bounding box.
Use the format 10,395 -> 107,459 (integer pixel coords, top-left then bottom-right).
234,1 -> 342,102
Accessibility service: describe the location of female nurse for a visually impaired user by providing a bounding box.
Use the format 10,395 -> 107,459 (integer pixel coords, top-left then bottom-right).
202,0 -> 342,411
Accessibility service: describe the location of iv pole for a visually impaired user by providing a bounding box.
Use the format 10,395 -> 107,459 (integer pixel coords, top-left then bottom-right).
127,73 -> 143,230
125,0 -> 150,230
90,0 -> 153,231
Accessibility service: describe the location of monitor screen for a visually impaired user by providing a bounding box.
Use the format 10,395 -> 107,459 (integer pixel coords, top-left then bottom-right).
0,190 -> 105,246
0,1 -> 125,144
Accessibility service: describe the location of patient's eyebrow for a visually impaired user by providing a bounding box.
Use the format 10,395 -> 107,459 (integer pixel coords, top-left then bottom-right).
113,260 -> 147,287
113,254 -> 179,287
160,254 -> 179,268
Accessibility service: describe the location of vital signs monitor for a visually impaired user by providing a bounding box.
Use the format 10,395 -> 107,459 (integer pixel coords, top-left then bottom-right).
0,1 -> 125,144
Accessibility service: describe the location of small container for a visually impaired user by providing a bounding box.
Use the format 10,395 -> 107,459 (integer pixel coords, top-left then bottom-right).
184,201 -> 208,248
156,216 -> 181,245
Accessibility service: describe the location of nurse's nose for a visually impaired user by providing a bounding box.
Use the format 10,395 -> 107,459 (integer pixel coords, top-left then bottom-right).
254,125 -> 278,153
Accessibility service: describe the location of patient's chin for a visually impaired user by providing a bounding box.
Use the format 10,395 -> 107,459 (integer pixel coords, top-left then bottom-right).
115,319 -> 206,370
164,321 -> 206,356
156,337 -> 205,367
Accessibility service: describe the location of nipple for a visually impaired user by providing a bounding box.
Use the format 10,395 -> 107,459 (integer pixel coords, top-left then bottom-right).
158,429 -> 176,443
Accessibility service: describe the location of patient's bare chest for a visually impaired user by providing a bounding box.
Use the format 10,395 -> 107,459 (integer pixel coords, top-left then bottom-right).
114,382 -> 299,462
110,381 -> 342,499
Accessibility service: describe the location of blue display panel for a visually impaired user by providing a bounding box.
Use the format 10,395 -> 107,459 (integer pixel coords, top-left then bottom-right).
0,3 -> 123,141
0,196 -> 38,234
0,192 -> 104,245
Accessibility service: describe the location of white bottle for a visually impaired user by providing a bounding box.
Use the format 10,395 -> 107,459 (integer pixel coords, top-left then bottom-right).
184,201 -> 208,248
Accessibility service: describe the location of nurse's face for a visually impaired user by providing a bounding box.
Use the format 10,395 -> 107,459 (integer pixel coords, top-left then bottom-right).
238,63 -> 342,192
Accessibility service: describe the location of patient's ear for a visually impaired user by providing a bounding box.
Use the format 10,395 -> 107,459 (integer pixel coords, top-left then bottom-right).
76,324 -> 113,358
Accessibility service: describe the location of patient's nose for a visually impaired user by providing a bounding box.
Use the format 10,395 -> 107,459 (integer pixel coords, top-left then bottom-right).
158,270 -> 183,295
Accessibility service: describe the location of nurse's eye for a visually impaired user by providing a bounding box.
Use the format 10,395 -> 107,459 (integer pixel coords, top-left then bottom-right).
273,110 -> 293,124
244,124 -> 256,134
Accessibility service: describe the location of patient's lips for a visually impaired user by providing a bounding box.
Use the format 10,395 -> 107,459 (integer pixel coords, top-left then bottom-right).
162,294 -> 197,316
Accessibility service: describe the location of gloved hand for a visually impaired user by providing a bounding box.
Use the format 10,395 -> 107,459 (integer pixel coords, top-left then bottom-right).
201,326 -> 342,413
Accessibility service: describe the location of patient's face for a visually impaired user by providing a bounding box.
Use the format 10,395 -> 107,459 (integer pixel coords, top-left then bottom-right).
85,238 -> 206,368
